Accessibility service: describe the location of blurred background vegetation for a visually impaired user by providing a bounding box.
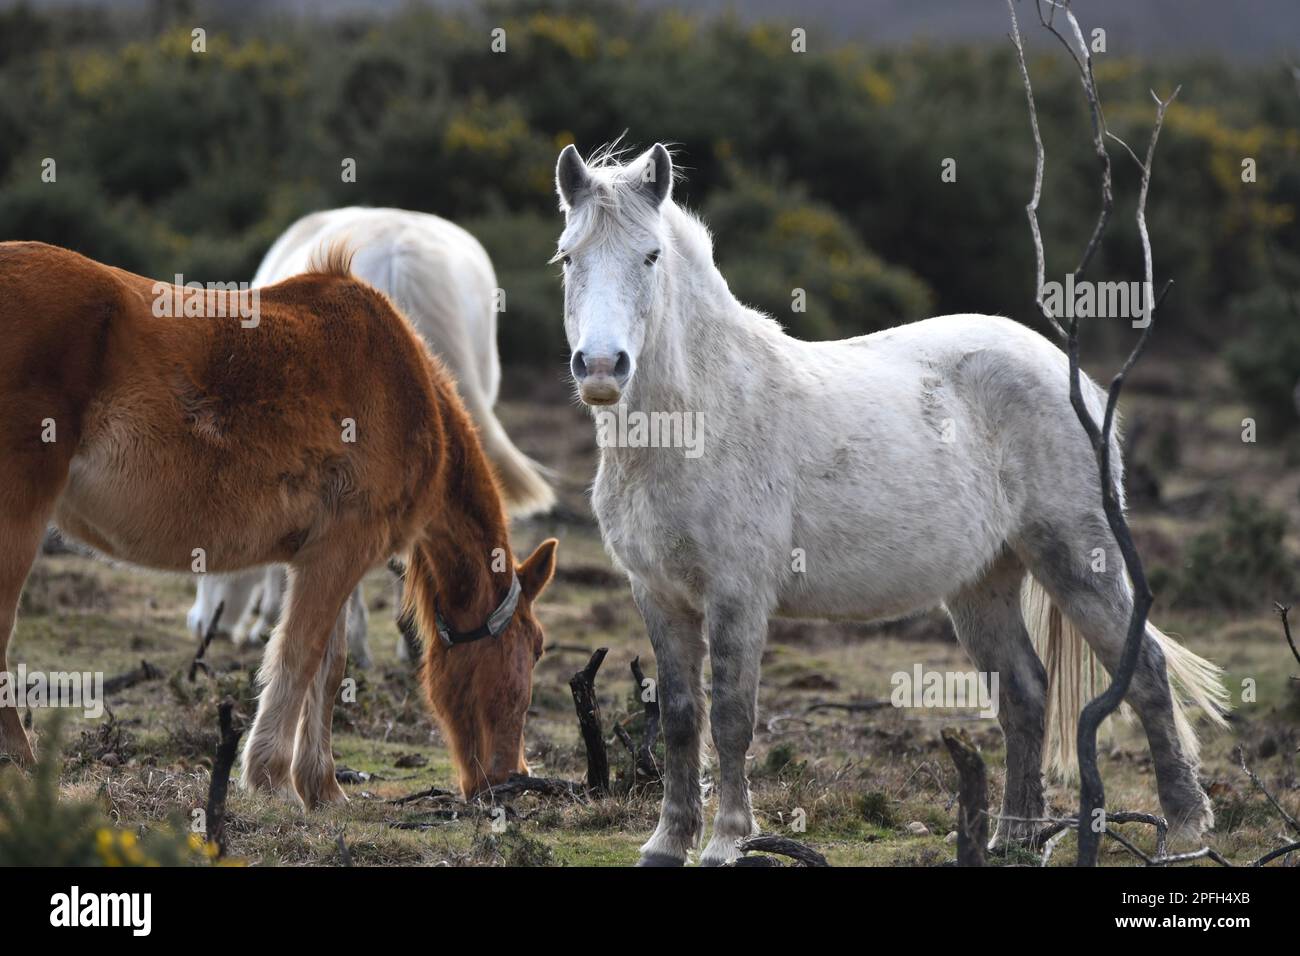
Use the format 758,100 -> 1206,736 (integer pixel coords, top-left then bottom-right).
0,0 -> 1295,411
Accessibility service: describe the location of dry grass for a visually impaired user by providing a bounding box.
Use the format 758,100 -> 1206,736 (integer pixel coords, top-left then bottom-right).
4,364 -> 1298,867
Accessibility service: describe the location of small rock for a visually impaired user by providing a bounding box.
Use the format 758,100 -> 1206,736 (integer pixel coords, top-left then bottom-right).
906,821 -> 929,836
944,830 -> 958,845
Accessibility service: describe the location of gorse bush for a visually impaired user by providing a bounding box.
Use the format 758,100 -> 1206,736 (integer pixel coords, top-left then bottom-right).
0,0 -> 1295,378
0,717 -> 217,866
1171,496 -> 1295,611
1226,286 -> 1300,429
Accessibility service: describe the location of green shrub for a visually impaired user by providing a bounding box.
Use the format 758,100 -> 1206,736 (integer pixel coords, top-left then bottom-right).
1171,496 -> 1295,610
1226,287 -> 1300,432
0,718 -> 216,866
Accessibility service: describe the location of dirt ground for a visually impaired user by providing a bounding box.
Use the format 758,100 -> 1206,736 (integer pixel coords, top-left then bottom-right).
8,354 -> 1300,866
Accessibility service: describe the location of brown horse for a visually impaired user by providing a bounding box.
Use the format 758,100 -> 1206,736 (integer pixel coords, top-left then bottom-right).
0,240 -> 556,806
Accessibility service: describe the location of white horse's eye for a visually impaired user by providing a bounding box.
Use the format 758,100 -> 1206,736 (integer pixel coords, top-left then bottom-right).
645,250 -> 660,266
562,254 -> 572,267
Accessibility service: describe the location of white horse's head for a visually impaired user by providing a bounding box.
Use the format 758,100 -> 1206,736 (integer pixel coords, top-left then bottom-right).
554,142 -> 673,405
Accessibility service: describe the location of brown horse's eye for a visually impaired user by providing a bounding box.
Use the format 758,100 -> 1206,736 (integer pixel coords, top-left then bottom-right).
645,250 -> 659,266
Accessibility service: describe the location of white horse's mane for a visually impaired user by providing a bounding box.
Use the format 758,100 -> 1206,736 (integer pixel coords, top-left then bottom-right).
553,143 -> 716,271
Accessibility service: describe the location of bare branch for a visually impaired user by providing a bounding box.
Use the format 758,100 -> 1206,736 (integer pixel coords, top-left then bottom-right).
1007,0 -> 1181,867
1252,841 -> 1300,867
1036,0 -> 1114,283
1238,748 -> 1300,835
1276,602 -> 1300,670
1007,0 -> 1065,340
188,600 -> 224,682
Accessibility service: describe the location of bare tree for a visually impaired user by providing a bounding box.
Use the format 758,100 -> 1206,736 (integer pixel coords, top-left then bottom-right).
1007,0 -> 1177,866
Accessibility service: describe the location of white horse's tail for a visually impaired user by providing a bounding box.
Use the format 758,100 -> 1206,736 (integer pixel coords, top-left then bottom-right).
1021,578 -> 1230,779
478,411 -> 556,518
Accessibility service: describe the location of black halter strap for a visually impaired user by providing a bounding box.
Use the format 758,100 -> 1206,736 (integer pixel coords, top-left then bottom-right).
433,572 -> 522,647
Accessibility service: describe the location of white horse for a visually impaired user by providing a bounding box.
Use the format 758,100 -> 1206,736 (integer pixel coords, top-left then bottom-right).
553,143 -> 1229,866
188,208 -> 554,664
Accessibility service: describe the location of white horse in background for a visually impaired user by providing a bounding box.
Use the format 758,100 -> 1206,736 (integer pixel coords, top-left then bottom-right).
553,143 -> 1229,866
188,208 -> 554,665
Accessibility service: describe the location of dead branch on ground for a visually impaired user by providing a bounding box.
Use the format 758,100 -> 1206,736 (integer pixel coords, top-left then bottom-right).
204,697 -> 244,858
569,647 -> 610,795
941,727 -> 988,866
102,659 -> 164,696
614,655 -> 661,782
731,835 -> 830,867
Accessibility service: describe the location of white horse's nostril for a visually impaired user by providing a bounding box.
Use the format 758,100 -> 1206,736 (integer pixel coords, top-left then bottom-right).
576,352 -> 621,382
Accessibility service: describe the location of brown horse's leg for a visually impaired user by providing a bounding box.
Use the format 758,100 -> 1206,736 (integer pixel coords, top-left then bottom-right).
290,608 -> 349,808
0,510 -> 54,768
240,550 -> 365,804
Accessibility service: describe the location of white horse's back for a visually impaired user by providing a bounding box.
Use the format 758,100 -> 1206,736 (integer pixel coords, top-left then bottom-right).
254,207 -> 501,403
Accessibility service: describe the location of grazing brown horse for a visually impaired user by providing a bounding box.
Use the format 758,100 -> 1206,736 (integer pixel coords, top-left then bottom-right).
0,240 -> 557,806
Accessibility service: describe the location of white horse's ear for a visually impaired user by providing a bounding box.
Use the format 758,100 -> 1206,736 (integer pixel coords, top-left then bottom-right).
556,145 -> 590,210
638,143 -> 673,206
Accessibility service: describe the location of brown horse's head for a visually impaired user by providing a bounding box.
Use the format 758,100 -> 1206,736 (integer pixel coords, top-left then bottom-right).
416,538 -> 558,797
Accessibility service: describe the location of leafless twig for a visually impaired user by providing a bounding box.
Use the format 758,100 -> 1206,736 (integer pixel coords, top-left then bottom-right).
1252,841 -> 1300,867
1237,747 -> 1300,835
101,659 -> 164,696
188,600 -> 224,682
1276,602 -> 1300,673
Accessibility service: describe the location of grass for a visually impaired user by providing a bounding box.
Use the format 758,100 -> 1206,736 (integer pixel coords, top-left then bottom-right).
3,376 -> 1299,867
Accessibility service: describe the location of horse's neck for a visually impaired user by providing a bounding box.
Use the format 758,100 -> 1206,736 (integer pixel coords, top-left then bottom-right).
628,250 -> 753,416
422,402 -> 513,628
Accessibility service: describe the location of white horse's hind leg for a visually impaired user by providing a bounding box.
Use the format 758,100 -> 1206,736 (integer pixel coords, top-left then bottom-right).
945,551 -> 1047,848
698,599 -> 764,866
247,565 -> 288,644
1016,517 -> 1213,839
344,584 -> 371,669
633,582 -> 707,867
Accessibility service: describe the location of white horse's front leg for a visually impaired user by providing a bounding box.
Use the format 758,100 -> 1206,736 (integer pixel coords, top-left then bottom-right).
699,599 -> 764,866
632,582 -> 706,867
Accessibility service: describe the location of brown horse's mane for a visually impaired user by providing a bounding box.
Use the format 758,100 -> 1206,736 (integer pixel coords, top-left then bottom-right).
306,238 -> 356,278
